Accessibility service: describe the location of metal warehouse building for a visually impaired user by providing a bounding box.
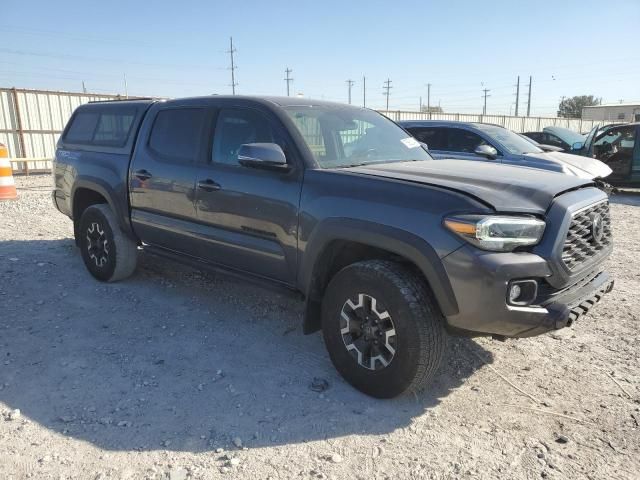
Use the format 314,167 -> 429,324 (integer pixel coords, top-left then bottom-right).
582,103 -> 640,122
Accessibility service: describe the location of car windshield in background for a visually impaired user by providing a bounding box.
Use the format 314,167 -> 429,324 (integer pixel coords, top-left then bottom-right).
284,106 -> 432,168
546,126 -> 585,145
474,124 -> 544,155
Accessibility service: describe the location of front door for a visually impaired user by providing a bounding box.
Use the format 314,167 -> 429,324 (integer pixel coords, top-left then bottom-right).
194,106 -> 302,285
591,125 -> 637,183
129,104 -> 211,253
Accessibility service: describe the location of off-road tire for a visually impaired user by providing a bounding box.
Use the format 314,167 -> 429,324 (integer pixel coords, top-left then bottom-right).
77,204 -> 138,282
321,260 -> 446,398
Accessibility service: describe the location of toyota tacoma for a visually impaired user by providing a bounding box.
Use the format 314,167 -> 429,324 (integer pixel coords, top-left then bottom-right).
52,96 -> 614,398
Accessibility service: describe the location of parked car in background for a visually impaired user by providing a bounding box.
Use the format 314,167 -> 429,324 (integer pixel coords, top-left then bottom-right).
399,120 -> 611,180
581,123 -> 640,186
522,126 -> 586,153
518,133 -> 564,152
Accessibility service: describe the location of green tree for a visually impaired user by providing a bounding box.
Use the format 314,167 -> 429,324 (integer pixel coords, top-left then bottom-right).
557,95 -> 601,118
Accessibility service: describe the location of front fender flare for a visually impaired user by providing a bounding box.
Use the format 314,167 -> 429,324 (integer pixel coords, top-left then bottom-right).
299,218 -> 459,331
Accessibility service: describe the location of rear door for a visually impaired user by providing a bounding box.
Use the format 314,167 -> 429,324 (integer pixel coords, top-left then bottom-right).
129,103 -> 212,252
193,105 -> 303,285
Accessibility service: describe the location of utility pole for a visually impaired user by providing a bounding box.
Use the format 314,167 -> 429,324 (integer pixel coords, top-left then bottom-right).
526,76 -> 532,117
427,83 -> 431,115
363,76 -> 366,107
284,68 -> 293,97
82,81 -> 87,94
346,79 -> 355,104
123,74 -> 128,99
482,88 -> 491,115
419,96 -> 422,112
228,36 -> 238,95
383,78 -> 392,111
514,76 -> 520,117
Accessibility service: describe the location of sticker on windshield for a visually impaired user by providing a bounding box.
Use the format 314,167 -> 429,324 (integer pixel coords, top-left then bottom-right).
401,137 -> 420,149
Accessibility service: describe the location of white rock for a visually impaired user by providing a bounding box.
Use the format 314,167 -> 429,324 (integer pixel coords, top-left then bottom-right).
330,453 -> 343,463
229,458 -> 240,467
8,409 -> 21,420
168,467 -> 188,480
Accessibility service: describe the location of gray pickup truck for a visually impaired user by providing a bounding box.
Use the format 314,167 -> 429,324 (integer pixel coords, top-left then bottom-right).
53,96 -> 614,398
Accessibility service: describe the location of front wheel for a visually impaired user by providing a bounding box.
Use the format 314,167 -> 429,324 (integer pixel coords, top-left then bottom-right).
77,204 -> 138,282
321,260 -> 446,398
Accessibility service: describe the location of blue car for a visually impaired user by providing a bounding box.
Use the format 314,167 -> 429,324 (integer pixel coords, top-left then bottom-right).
399,120 -> 611,180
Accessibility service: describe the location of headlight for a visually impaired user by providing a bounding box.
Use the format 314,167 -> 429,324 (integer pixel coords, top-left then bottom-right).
444,215 -> 546,252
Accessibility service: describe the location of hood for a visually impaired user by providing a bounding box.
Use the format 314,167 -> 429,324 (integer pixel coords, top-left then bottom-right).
523,151 -> 612,179
344,160 -> 593,215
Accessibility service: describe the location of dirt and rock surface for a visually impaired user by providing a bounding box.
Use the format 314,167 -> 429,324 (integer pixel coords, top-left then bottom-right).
0,175 -> 639,480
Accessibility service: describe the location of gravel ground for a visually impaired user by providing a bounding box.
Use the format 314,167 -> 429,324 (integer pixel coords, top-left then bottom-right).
0,175 -> 639,480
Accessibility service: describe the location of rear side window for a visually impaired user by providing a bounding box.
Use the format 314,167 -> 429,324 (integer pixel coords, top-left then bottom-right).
149,108 -> 206,162
406,127 -> 446,150
64,109 -> 135,147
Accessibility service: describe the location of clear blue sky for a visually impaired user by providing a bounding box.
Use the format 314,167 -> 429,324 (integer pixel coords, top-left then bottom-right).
1,0 -> 639,115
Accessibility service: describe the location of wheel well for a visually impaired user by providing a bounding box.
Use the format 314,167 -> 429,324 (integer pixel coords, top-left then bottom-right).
73,188 -> 108,221
72,188 -> 108,243
303,240 -> 424,334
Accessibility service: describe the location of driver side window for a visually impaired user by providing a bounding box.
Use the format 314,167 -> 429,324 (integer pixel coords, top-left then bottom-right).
446,128 -> 488,153
213,108 -> 275,165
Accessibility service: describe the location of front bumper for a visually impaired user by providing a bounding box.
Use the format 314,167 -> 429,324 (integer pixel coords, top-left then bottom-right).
442,245 -> 613,338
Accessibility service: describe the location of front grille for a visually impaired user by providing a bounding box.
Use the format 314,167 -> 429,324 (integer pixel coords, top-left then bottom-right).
561,200 -> 612,271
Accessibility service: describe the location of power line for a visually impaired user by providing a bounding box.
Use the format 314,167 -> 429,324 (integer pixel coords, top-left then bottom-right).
346,79 -> 355,104
383,78 -> 392,111
228,36 -> 238,95
284,68 -> 293,97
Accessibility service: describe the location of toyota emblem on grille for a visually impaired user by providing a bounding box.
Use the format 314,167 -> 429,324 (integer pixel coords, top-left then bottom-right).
590,213 -> 604,244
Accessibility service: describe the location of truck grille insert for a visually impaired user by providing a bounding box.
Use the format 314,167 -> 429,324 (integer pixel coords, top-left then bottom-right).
562,200 -> 612,271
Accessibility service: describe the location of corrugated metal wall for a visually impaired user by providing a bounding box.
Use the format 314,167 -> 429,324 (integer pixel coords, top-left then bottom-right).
1,86 -> 620,164
0,87 -> 127,159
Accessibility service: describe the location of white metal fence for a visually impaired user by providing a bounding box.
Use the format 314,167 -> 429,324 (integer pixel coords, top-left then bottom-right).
0,87 -> 130,172
0,86 -> 619,173
377,111 -> 614,134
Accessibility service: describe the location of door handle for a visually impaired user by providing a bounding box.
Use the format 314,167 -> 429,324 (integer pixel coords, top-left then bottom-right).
197,178 -> 221,192
134,169 -> 152,181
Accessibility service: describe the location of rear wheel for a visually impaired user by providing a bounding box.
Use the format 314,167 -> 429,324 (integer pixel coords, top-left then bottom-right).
77,204 -> 138,282
321,260 -> 446,398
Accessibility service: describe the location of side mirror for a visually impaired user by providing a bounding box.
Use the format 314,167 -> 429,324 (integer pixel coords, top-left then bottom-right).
419,141 -> 429,150
474,144 -> 498,159
571,141 -> 584,151
238,143 -> 289,170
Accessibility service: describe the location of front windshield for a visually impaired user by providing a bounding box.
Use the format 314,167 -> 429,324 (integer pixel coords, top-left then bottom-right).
474,124 -> 544,155
284,105 -> 432,168
546,127 -> 585,145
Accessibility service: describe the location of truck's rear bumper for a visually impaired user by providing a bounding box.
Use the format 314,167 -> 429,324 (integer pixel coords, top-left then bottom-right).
441,245 -> 613,338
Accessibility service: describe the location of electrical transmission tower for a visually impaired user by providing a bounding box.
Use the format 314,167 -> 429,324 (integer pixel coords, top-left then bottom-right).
228,37 -> 238,95
346,79 -> 355,104
284,68 -> 293,97
383,78 -> 392,111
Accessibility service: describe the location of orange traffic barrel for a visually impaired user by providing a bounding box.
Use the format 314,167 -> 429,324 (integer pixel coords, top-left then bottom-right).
0,143 -> 18,200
